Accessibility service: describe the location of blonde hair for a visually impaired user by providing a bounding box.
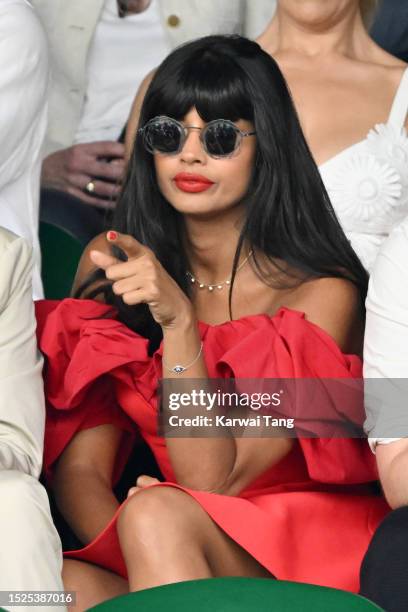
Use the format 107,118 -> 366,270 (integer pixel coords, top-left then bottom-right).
360,0 -> 379,28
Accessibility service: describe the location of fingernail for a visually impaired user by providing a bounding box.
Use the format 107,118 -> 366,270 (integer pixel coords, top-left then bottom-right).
107,231 -> 117,241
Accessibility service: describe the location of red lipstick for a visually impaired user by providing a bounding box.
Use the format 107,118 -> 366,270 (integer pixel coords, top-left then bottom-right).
174,173 -> 214,193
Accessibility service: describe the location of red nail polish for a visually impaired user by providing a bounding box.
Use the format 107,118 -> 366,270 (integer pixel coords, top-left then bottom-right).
107,231 -> 117,241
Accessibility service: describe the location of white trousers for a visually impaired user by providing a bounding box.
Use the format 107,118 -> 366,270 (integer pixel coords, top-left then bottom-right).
0,471 -> 66,612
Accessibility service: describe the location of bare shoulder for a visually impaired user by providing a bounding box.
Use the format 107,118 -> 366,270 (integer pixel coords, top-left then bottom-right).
288,277 -> 363,353
71,233 -> 111,300
380,61 -> 408,94
369,47 -> 408,127
370,39 -> 407,70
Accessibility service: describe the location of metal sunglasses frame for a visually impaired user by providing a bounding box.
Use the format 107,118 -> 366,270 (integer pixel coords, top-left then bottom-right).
138,115 -> 256,159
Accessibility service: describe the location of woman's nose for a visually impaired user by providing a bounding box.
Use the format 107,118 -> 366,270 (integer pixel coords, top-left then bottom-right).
179,127 -> 206,164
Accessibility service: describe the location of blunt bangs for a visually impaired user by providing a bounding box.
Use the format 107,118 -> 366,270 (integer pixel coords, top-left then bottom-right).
143,43 -> 254,124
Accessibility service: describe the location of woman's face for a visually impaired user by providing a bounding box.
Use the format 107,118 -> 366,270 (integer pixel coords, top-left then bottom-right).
153,108 -> 256,219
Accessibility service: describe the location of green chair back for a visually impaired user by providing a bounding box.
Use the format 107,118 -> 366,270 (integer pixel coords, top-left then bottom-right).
39,221 -> 83,299
88,577 -> 384,611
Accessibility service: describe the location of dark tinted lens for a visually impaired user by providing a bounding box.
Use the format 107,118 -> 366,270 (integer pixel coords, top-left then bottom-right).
144,119 -> 182,154
204,122 -> 238,156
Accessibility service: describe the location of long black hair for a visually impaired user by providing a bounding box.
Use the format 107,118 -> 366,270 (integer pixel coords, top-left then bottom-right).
76,35 -> 368,351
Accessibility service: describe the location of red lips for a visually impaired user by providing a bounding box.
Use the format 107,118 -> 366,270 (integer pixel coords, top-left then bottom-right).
174,173 -> 215,193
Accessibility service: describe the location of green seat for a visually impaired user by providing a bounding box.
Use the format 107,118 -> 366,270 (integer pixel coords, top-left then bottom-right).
39,221 -> 83,299
88,577 -> 384,611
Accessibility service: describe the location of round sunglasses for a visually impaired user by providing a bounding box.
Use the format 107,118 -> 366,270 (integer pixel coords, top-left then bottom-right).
138,116 -> 256,159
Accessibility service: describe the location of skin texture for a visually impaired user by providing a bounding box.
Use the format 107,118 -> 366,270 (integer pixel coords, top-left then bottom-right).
60,101 -> 363,609
153,110 -> 257,219
376,440 -> 408,509
256,0 -> 408,167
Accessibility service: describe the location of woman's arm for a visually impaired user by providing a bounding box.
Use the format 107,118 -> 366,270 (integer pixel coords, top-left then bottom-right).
162,277 -> 362,495
71,233 -> 113,300
52,424 -> 123,544
363,222 -> 408,507
161,319 -> 294,496
89,232 -> 361,496
377,441 -> 408,509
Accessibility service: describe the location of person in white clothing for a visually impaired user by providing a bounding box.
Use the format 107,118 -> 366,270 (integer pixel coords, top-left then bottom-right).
257,0 -> 408,273
0,0 -> 49,299
360,216 -> 408,612
0,2 -> 64,608
0,229 -> 65,612
32,0 -> 276,243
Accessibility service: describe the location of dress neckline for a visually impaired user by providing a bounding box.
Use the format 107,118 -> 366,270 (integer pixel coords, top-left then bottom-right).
318,139 -> 366,171
318,66 -> 408,171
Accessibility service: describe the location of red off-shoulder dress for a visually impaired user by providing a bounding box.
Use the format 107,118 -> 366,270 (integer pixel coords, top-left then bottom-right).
35,299 -> 389,593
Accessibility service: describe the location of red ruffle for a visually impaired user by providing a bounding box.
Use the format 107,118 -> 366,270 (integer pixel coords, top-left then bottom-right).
35,299 -> 389,592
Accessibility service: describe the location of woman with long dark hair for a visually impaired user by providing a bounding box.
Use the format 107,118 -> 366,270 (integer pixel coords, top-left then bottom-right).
36,35 -> 388,609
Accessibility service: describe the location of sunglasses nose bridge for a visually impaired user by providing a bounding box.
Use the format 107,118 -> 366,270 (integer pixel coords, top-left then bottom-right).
179,126 -> 206,161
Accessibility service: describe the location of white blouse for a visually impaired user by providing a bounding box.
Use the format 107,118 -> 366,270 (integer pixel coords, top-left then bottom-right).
320,68 -> 408,272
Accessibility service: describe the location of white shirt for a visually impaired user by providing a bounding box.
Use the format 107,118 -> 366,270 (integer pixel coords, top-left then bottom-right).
0,0 -> 49,299
364,215 -> 408,450
75,0 -> 171,144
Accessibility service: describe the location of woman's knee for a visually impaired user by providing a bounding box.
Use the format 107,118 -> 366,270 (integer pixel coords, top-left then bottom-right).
62,560 -> 87,591
117,485 -> 203,548
62,560 -> 127,611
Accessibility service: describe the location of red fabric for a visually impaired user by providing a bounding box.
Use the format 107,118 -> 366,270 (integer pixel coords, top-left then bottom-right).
35,299 -> 389,592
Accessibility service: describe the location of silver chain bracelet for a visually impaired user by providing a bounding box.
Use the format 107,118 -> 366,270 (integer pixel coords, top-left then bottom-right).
162,341 -> 203,374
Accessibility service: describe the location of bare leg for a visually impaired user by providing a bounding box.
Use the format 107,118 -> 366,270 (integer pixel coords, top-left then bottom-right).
117,486 -> 273,592
62,559 -> 128,611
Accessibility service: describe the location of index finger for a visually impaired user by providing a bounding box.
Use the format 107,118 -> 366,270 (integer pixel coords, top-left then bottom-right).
106,230 -> 146,260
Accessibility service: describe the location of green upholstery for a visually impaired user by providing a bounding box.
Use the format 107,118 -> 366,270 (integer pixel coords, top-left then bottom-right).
88,577 -> 384,611
39,221 -> 83,299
